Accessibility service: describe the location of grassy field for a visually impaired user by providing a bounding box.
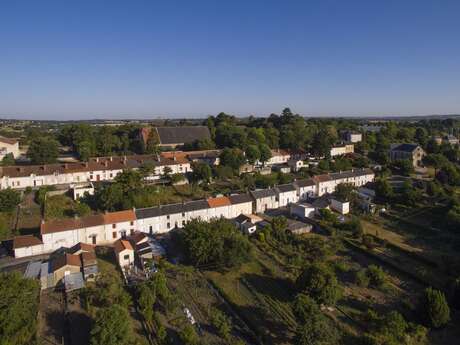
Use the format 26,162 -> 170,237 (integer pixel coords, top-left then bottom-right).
204,245 -> 297,345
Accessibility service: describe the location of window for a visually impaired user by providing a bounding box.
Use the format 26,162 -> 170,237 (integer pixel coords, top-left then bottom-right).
182,212 -> 185,217
124,255 -> 130,260
90,175 -> 93,180
167,215 -> 170,220
182,220 -> 185,226
167,222 -> 170,228
130,229 -> 134,235
112,232 -> 117,239
149,225 -> 153,231
130,221 -> 134,226
112,224 -> 116,229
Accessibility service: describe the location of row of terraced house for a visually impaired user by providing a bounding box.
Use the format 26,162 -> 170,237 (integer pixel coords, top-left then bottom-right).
11,168 -> 374,258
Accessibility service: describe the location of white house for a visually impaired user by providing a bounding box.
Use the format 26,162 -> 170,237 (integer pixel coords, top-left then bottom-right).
0,154 -> 191,190
71,183 -> 95,200
343,131 -> 362,143
0,137 -> 20,160
114,239 -> 134,268
295,179 -> 317,201
330,144 -> 354,157
275,184 -> 299,207
287,159 -> 307,172
250,188 -> 279,213
265,149 -> 291,166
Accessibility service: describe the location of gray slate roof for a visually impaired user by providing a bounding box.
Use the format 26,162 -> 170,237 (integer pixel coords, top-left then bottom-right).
156,126 -> 211,145
295,179 -> 315,187
391,143 -> 420,153
276,184 -> 296,193
229,193 -> 253,204
250,188 -> 277,199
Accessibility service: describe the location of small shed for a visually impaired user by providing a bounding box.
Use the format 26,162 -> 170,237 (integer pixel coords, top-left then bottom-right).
330,199 -> 350,215
290,203 -> 316,219
287,220 -> 313,235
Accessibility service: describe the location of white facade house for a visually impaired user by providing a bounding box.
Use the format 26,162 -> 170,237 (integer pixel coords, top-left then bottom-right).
0,154 -> 191,190
287,159 -> 307,172
0,137 -> 20,160
114,239 -> 134,268
343,131 -> 362,143
294,179 -> 317,201
330,144 -> 354,157
250,189 -> 279,213
71,183 -> 95,200
12,169 -> 375,258
265,149 -> 291,166
275,184 -> 299,207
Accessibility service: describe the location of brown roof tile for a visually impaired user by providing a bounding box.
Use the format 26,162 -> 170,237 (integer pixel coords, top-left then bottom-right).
207,196 -> 231,208
103,210 -> 136,224
52,253 -> 82,271
114,239 -> 133,253
13,235 -> 43,249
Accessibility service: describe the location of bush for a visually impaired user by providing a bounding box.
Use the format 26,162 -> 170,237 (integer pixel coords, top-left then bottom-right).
0,188 -> 21,212
210,308 -> 232,340
181,218 -> 252,269
420,287 -> 450,328
296,263 -> 342,306
367,265 -> 388,289
355,269 -> 370,288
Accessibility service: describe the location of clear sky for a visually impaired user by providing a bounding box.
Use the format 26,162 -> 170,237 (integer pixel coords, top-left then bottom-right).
1,0 -> 459,119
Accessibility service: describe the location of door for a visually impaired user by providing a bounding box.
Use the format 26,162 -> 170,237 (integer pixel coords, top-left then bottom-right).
96,175 -> 100,181
92,236 -> 97,245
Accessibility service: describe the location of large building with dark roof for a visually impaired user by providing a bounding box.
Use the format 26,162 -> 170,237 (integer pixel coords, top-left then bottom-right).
146,126 -> 211,148
390,143 -> 426,167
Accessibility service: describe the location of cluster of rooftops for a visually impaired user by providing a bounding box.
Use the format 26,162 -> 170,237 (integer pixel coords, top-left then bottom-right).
0,153 -> 191,178
12,168 -> 373,249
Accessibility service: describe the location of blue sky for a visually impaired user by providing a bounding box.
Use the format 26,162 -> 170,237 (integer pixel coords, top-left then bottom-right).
0,0 -> 459,119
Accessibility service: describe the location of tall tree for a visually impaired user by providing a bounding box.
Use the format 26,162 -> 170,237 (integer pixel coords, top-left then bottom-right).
27,137 -> 59,164
90,304 -> 133,345
420,287 -> 450,328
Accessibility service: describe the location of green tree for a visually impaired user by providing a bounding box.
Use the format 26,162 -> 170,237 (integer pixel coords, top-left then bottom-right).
190,162 -> 212,184
420,287 -> 450,328
210,308 -> 232,340
137,283 -> 156,324
181,219 -> 252,268
296,263 -> 342,306
90,304 -> 133,345
1,153 -> 15,166
259,143 -> 272,165
334,183 -> 355,202
219,148 -> 246,171
245,144 -> 261,164
0,188 -> 21,212
27,137 -> 59,164
0,272 -> 40,345
375,179 -> 393,201
179,324 -> 199,345
293,294 -> 339,345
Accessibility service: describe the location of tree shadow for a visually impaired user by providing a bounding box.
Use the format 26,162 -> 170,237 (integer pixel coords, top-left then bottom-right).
242,273 -> 295,302
237,304 -> 293,345
67,310 -> 92,345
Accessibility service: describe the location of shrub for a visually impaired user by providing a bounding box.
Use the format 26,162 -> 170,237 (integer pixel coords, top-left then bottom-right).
420,287 -> 450,328
355,269 -> 370,288
367,265 -> 388,289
